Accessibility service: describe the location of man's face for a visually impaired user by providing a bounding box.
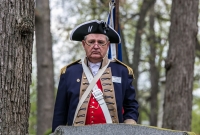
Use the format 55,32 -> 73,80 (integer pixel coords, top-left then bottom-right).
82,34 -> 110,63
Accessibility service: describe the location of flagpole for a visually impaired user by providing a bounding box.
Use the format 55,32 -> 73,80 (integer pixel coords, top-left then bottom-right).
115,0 -> 119,59
115,0 -> 119,32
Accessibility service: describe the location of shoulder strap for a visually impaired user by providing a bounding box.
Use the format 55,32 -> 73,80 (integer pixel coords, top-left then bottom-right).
60,59 -> 81,75
73,58 -> 112,124
114,58 -> 135,79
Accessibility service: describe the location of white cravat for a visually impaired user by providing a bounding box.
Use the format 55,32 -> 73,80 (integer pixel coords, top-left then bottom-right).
88,61 -> 101,76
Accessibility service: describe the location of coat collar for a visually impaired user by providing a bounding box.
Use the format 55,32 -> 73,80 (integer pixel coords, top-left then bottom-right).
84,56 -> 109,69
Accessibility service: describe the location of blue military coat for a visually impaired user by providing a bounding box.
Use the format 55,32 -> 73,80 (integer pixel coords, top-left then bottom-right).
52,58 -> 139,132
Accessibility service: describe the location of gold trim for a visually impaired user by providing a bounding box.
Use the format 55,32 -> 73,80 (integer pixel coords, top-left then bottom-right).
101,67 -> 119,123
74,72 -> 90,126
60,59 -> 81,75
114,58 -> 135,79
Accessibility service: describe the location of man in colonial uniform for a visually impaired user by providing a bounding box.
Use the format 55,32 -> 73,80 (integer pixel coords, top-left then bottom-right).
52,20 -> 139,132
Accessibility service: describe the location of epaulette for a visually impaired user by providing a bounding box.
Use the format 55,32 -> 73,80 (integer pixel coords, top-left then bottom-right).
60,59 -> 81,75
114,58 -> 135,79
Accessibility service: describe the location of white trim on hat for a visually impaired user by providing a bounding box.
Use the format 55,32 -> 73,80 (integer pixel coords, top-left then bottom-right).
70,20 -> 121,43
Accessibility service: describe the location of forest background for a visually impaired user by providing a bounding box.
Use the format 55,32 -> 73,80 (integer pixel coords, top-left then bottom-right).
30,0 -> 200,135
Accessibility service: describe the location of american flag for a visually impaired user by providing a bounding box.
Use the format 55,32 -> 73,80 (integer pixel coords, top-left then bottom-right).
107,0 -> 122,61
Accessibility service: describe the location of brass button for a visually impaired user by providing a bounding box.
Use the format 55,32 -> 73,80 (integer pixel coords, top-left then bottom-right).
91,111 -> 94,113
113,120 -> 115,123
91,116 -> 94,118
110,89 -> 113,92
107,71 -> 110,73
91,121 -> 94,123
83,76 -> 87,79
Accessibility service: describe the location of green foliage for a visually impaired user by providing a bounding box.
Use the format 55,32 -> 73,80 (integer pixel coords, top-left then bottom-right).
192,58 -> 200,134
29,46 -> 37,134
29,79 -> 37,134
192,96 -> 200,134
44,128 -> 52,135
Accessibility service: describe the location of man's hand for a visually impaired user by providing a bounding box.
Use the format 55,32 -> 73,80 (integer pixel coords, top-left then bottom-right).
124,119 -> 137,124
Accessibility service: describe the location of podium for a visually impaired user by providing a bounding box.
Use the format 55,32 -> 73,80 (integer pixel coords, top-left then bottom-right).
51,124 -> 195,135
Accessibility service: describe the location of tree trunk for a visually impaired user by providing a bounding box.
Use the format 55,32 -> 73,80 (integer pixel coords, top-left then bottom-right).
121,27 -> 130,66
162,0 -> 199,130
35,0 -> 54,134
132,0 -> 156,123
91,0 -> 97,19
132,0 -> 156,94
148,6 -> 159,127
0,0 -> 34,134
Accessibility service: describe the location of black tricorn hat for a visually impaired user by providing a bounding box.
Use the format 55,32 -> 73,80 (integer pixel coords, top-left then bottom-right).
70,20 -> 121,43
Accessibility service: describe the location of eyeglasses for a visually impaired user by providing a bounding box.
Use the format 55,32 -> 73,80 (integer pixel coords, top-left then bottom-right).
84,40 -> 108,46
